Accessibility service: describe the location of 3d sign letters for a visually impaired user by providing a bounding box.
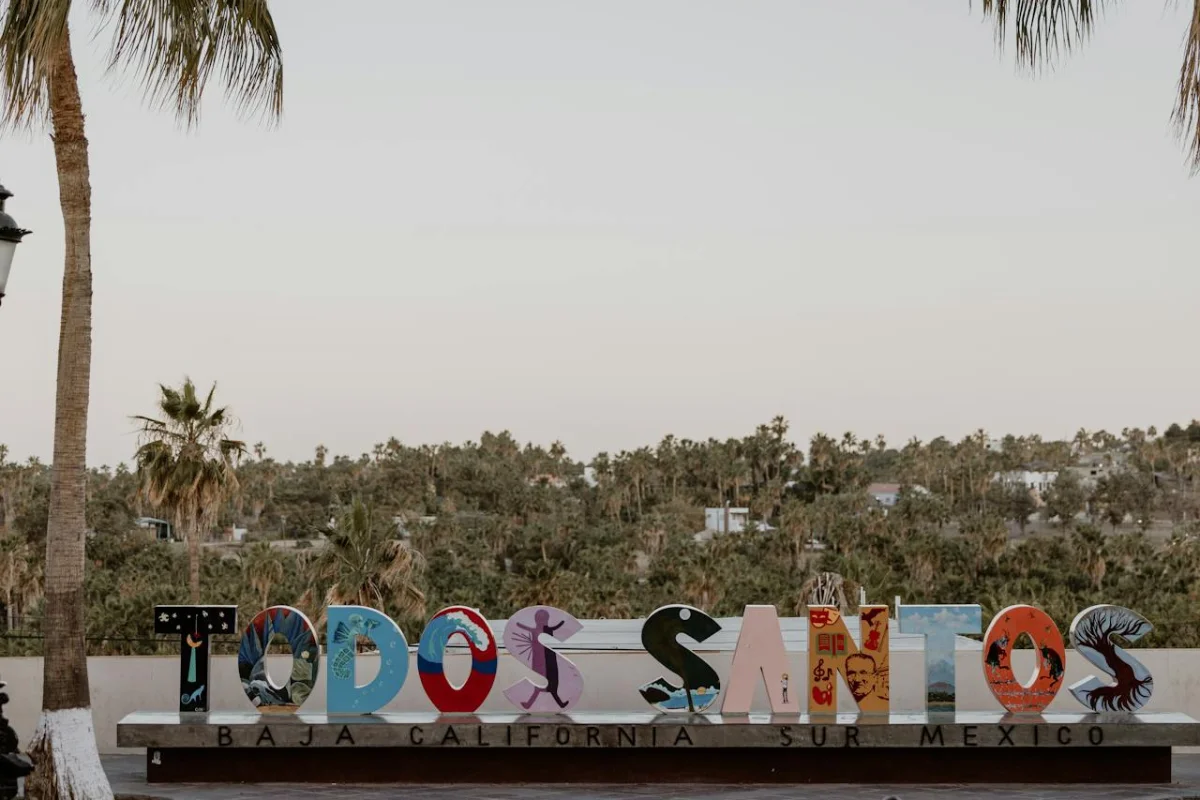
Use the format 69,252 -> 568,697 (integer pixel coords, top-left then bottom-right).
158,600 -> 1155,716
326,605 -> 409,714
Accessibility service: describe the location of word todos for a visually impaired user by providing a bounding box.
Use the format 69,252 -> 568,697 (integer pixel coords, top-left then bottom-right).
155,600 -> 1154,717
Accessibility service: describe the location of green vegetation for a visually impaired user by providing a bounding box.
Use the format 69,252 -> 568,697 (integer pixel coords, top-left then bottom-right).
1,419 -> 1199,653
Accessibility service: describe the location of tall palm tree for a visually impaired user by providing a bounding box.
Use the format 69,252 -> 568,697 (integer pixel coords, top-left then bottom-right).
979,1 -> 1200,171
1,3 -> 282,794
300,497 -> 426,630
133,379 -> 247,603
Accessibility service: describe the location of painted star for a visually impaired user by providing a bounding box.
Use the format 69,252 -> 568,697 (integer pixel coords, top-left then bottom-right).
221,623 -> 228,631
159,613 -> 170,623
202,611 -> 209,617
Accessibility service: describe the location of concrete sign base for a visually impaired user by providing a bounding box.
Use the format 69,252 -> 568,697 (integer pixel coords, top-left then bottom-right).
118,711 -> 1199,785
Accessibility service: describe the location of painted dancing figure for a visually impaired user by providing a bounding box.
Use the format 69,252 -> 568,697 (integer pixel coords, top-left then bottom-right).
516,609 -> 568,709
1040,645 -> 1065,688
781,673 -> 789,704
985,634 -> 1009,676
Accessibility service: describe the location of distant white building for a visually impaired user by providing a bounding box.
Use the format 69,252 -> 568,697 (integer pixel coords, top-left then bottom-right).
867,483 -> 930,508
219,525 -> 247,542
393,514 -> 437,539
1068,455 -> 1122,490
694,507 -> 773,543
704,507 -> 751,534
867,483 -> 902,507
135,517 -> 172,541
993,469 -> 1058,494
528,474 -> 568,489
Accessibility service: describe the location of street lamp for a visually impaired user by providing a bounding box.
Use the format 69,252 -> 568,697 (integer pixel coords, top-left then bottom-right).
0,181 -> 33,308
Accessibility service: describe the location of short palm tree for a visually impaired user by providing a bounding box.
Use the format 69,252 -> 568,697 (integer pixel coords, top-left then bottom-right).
1,2 -> 282,794
242,540 -> 285,608
133,379 -> 247,603
0,531 -> 40,630
301,498 -> 426,630
979,0 -> 1200,171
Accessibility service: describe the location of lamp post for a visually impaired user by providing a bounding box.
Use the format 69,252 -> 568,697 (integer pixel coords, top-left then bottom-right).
0,181 -> 33,308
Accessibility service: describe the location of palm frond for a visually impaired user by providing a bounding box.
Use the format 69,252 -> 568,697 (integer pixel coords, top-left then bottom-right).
981,0 -> 1200,171
0,0 -> 70,127
1174,0 -> 1200,172
92,0 -> 283,126
980,0 -> 1107,71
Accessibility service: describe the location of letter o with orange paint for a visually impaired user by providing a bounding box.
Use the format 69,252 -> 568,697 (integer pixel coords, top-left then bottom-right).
982,604 -> 1066,714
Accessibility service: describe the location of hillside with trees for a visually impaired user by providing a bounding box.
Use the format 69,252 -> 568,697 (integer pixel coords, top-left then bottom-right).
1,417 -> 1198,653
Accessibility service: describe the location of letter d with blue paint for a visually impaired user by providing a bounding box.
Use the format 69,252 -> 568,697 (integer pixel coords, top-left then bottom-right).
326,606 -> 409,714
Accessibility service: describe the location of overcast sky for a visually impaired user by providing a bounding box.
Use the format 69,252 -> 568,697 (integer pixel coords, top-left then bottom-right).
1,1 -> 1196,468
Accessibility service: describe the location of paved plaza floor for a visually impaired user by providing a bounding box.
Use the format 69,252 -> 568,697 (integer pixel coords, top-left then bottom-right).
101,754 -> 1200,800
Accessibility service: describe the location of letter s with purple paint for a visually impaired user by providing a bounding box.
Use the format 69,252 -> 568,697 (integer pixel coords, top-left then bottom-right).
502,605 -> 585,712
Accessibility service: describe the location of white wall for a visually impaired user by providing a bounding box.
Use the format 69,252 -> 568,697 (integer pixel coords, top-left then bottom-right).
2,647 -> 1197,754
704,508 -> 749,533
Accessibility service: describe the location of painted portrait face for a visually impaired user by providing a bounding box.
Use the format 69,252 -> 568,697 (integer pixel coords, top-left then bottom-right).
845,654 -> 877,700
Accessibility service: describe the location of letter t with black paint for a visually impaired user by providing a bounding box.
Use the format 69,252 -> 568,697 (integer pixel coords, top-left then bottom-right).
155,605 -> 238,713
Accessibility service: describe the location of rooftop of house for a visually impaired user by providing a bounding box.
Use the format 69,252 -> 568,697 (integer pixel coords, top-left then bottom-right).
867,483 -> 901,495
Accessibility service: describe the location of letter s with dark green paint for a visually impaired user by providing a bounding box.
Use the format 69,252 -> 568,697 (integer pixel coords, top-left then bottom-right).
637,604 -> 723,713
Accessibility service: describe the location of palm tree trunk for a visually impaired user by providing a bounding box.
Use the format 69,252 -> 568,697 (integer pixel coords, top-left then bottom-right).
2,495 -> 15,533
4,565 -> 12,631
188,518 -> 201,603
26,30 -> 114,800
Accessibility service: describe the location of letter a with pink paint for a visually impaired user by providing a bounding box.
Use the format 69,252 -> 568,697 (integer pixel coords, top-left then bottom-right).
721,605 -> 800,713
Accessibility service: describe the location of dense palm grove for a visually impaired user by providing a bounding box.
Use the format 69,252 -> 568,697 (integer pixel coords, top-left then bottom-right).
1,417 -> 1199,653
